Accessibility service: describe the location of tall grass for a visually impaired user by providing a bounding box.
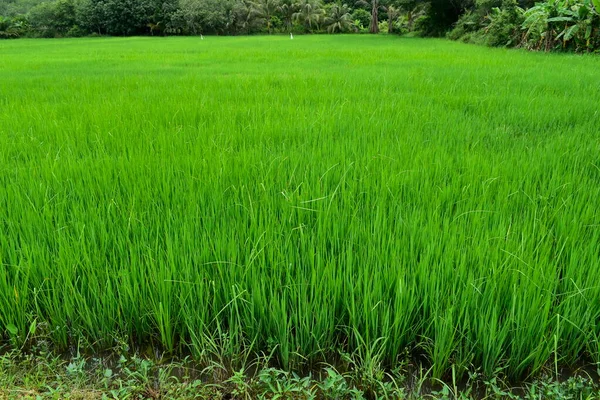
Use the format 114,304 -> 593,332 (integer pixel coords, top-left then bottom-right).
1,35 -> 600,379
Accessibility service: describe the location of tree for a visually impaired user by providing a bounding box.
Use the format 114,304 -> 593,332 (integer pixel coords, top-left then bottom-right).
174,0 -> 236,35
351,7 -> 370,30
28,0 -> 78,37
293,0 -> 324,32
385,4 -> 400,33
77,0 -> 106,35
393,0 -> 475,36
278,0 -> 298,32
0,0 -> 47,17
424,0 -> 473,36
252,0 -> 280,34
79,0 -> 156,36
324,2 -> 353,32
356,0 -> 385,33
396,0 -> 426,32
230,0 -> 261,34
148,0 -> 179,35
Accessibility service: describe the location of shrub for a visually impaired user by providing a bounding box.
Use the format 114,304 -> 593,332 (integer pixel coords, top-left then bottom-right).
0,15 -> 27,38
483,0 -> 524,47
448,0 -> 525,48
352,8 -> 371,30
377,20 -> 388,33
448,11 -> 483,41
66,24 -> 85,37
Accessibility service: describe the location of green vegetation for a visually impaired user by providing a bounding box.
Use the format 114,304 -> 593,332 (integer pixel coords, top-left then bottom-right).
0,348 -> 600,400
0,0 -> 46,17
2,348 -> 600,398
1,36 -> 600,388
2,0 -> 600,54
450,0 -> 600,52
0,0 -> 406,38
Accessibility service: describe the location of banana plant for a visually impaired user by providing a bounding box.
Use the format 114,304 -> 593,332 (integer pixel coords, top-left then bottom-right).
522,0 -> 600,51
553,0 -> 599,50
0,16 -> 23,39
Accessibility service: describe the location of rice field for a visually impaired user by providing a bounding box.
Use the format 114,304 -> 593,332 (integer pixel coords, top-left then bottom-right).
1,35 -> 600,380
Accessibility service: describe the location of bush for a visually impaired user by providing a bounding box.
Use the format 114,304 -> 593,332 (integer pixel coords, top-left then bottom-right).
377,20 -> 388,33
351,9 -> 371,31
269,15 -> 283,33
392,20 -> 407,35
66,24 -> 85,37
483,0 -> 523,47
448,0 -> 523,47
447,11 -> 482,41
0,15 -> 28,38
414,14 -> 434,36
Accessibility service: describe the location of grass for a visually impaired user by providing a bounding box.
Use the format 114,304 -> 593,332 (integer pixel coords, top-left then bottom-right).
1,35 -> 600,384
1,348 -> 599,399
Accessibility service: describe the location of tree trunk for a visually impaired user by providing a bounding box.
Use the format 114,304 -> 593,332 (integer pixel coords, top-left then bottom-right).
370,1 -> 379,33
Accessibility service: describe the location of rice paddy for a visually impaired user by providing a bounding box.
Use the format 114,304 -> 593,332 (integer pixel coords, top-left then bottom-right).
1,35 -> 600,381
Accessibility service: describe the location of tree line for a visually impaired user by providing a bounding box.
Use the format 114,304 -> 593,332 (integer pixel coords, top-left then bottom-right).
0,0 -> 428,38
1,0 -> 599,53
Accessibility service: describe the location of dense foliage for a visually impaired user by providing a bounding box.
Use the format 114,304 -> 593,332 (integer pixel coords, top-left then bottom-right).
0,0 -> 411,37
450,0 -> 600,52
2,0 -> 600,52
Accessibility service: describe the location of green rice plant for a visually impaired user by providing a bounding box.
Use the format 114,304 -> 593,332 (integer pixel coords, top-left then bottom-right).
0,35 -> 600,381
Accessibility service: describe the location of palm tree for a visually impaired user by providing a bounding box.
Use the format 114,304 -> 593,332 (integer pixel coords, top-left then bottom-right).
278,0 -> 299,32
324,3 -> 353,33
293,0 -> 325,32
252,0 -> 280,34
233,0 -> 263,34
386,4 -> 400,34
356,0 -> 383,33
399,2 -> 426,32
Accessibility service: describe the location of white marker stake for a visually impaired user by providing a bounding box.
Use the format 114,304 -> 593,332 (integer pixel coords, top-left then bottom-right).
290,33 -> 294,40
201,34 -> 204,40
